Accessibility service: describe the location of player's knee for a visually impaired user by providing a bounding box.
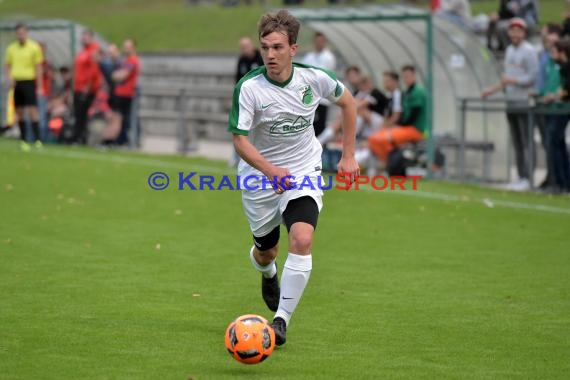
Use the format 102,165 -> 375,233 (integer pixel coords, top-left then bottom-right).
289,226 -> 313,253
255,245 -> 278,265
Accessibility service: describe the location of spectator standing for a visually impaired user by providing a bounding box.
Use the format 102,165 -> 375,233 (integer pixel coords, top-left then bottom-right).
73,29 -> 102,144
536,25 -> 561,190
235,37 -> 264,83
4,23 -> 44,151
111,38 -> 140,146
302,32 -> 336,137
230,37 -> 264,166
482,18 -> 539,191
545,40 -> 570,193
487,0 -> 539,52
99,44 -> 122,108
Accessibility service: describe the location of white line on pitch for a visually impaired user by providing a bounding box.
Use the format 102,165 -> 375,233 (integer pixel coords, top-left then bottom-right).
18,146 -> 570,216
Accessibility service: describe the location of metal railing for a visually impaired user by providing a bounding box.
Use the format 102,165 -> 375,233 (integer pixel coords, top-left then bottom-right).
457,97 -> 570,189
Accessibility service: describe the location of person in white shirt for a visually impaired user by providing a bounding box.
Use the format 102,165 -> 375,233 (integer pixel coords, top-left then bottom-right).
301,32 -> 337,137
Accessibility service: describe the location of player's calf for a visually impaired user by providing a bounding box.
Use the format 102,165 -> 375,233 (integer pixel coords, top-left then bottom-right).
250,227 -> 281,311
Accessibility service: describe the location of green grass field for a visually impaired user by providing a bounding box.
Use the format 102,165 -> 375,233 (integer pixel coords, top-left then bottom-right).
1,137 -> 569,379
0,0 -> 568,52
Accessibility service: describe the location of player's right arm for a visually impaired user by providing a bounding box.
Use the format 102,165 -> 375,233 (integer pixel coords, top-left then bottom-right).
229,81 -> 291,192
232,135 -> 292,192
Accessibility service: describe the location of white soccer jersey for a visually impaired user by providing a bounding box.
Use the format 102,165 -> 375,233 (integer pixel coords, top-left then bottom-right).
228,63 -> 345,178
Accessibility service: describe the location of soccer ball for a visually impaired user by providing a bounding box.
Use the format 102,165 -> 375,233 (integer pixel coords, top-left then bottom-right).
225,314 -> 275,364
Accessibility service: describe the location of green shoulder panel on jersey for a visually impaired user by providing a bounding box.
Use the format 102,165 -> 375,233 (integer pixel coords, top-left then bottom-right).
292,62 -> 337,81
228,66 -> 265,136
293,62 -> 343,99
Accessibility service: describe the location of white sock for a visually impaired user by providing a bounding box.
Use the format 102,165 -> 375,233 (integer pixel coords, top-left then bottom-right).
274,253 -> 312,326
249,246 -> 277,279
317,127 -> 335,145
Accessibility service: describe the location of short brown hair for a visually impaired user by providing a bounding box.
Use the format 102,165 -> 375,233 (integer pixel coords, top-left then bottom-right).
554,39 -> 570,57
545,22 -> 563,36
345,65 -> 361,75
383,70 -> 399,81
258,10 -> 300,46
401,64 -> 415,73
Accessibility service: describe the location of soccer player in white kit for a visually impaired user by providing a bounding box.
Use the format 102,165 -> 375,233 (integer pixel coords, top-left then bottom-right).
229,10 -> 359,346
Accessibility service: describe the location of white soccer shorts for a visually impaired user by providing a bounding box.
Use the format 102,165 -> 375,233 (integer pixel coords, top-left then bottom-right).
241,174 -> 324,237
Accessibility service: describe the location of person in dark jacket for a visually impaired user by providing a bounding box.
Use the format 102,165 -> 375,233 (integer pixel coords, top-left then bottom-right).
230,37 -> 264,167
545,39 -> 570,192
235,37 -> 263,83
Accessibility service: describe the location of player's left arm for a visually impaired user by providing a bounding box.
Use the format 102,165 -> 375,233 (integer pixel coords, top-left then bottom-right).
334,88 -> 360,179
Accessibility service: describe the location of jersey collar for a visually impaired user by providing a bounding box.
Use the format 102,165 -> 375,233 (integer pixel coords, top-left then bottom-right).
263,66 -> 294,88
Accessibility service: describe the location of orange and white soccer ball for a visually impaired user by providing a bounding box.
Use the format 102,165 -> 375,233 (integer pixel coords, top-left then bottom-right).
225,314 -> 275,364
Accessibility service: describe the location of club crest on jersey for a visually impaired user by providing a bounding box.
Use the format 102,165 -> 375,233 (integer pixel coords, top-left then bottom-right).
269,116 -> 311,136
299,85 -> 313,106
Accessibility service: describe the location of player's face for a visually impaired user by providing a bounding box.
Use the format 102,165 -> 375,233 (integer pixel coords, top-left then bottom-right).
383,75 -> 396,91
508,27 -> 525,45
544,34 -> 559,50
402,70 -> 415,88
16,27 -> 27,43
107,44 -> 120,59
346,70 -> 361,88
260,31 -> 297,81
314,35 -> 326,52
123,39 -> 135,55
81,32 -> 93,47
239,38 -> 254,56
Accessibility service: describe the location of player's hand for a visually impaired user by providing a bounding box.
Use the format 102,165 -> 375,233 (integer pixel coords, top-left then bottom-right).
337,155 -> 360,184
264,165 -> 292,194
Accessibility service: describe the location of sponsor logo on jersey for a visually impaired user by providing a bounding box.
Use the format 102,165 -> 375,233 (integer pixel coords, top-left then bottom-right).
269,116 -> 311,136
299,85 -> 313,106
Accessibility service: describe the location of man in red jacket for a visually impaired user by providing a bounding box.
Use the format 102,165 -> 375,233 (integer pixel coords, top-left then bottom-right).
72,29 -> 101,144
